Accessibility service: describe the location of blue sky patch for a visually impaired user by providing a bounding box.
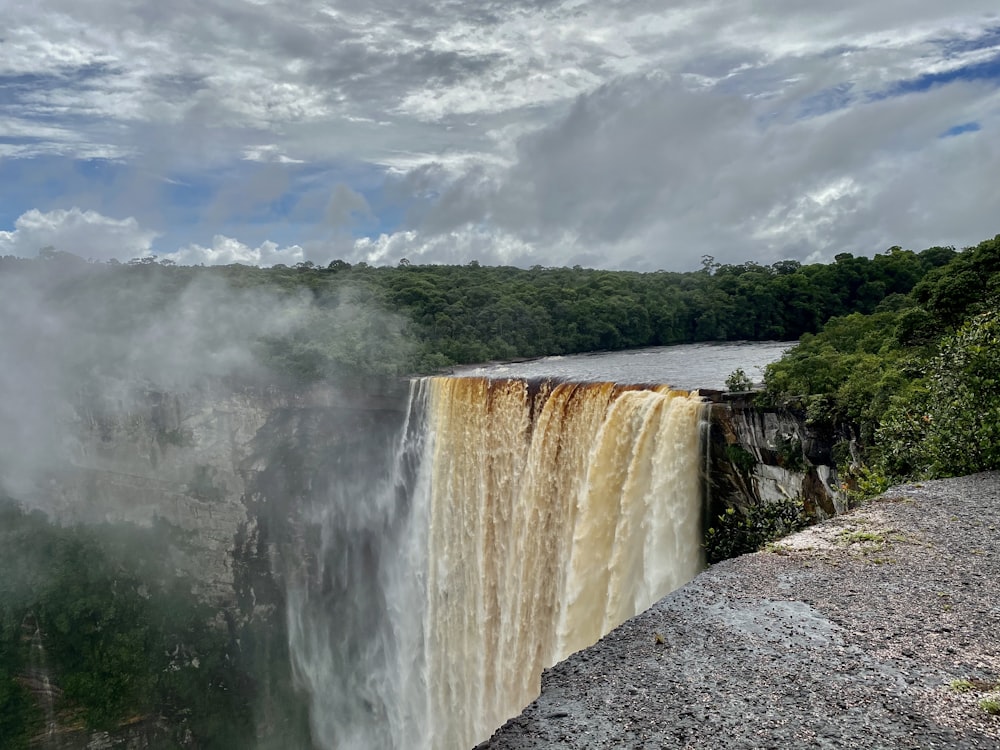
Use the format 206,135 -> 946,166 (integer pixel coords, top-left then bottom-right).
941,122 -> 982,138
877,52 -> 1000,99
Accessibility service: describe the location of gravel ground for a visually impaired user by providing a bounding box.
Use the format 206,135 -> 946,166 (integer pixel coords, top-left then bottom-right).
478,473 -> 1000,749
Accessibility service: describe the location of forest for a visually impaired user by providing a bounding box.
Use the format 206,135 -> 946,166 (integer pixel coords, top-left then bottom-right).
0,241 -> 956,380
762,233 -> 1000,489
0,233 -> 997,746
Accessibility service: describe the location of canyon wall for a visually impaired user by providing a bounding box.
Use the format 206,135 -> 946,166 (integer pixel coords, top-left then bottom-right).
704,390 -> 848,525
7,378 -> 847,749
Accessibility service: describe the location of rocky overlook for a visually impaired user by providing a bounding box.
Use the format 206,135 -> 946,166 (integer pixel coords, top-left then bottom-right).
478,473 -> 1000,749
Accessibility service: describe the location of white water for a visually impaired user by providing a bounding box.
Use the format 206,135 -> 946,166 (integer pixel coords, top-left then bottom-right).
286,379 -> 433,749
289,376 -> 707,750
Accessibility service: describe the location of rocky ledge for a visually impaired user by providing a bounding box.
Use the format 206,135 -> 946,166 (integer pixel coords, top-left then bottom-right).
478,473 -> 1000,749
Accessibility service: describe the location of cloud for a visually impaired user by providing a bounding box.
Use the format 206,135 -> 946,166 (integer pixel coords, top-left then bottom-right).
0,207 -> 158,261
325,183 -> 373,231
405,60 -> 1000,269
353,226 -> 543,267
2,1 -> 1000,270
163,235 -> 306,267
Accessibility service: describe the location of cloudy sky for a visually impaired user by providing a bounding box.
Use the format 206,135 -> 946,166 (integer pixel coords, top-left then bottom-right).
1,1 -> 998,270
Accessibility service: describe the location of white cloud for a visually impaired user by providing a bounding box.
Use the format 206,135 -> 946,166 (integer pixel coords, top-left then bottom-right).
3,1 -> 1000,270
163,235 -> 306,267
0,209 -> 307,268
0,208 -> 158,262
353,226 -> 578,268
243,144 -> 306,164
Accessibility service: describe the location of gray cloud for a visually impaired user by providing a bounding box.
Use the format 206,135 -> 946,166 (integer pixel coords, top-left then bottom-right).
3,0 -> 1000,269
325,183 -> 372,231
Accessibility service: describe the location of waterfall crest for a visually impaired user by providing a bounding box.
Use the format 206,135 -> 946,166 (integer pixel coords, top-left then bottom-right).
288,377 -> 706,750
424,379 -> 705,748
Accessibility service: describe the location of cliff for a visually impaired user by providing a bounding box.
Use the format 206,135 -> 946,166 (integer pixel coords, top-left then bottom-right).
477,473 -> 1000,749
705,390 -> 848,521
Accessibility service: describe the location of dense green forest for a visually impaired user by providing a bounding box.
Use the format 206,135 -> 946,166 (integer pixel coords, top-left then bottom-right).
0,242 -> 956,381
763,234 -> 1000,488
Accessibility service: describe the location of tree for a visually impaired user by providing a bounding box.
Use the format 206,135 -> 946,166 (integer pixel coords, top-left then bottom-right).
878,308 -> 1000,478
725,368 -> 753,392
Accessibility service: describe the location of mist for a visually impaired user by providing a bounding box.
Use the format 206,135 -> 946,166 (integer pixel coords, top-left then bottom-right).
0,255 -> 411,503
0,254 -> 425,747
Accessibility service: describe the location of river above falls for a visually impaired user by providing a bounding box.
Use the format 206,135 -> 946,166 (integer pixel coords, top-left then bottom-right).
450,340 -> 793,391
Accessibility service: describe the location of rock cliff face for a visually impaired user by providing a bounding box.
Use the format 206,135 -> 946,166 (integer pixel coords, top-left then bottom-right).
21,378 -> 409,606
11,376 -> 410,749
704,391 -> 848,523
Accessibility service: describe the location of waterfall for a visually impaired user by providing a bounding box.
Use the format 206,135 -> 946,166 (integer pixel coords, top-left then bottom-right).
24,614 -> 60,748
286,379 -> 433,750
288,377 -> 706,750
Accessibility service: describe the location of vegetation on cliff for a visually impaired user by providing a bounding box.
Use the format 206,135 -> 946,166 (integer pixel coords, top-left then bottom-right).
0,499 -> 308,748
763,234 -> 1000,486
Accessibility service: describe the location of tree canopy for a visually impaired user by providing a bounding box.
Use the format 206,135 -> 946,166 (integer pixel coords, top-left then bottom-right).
763,234 -> 1000,484
0,240 -> 955,381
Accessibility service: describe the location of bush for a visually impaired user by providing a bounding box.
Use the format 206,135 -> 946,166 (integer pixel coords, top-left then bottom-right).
725,368 -> 754,392
724,443 -> 756,475
877,309 -> 1000,478
704,497 -> 809,563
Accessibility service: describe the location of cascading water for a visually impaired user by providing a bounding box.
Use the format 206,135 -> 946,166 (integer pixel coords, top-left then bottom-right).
288,377 -> 706,750
286,379 -> 433,750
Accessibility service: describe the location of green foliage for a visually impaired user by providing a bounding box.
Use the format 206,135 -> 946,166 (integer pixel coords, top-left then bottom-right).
775,435 -> 806,472
763,234 -> 1000,486
763,311 -> 913,433
830,440 -> 853,471
0,673 -> 41,749
3,241 -> 942,381
724,443 -> 756,475
850,465 -> 892,502
725,367 -> 753,392
948,677 -> 1000,715
0,500 -> 257,744
704,497 -> 809,564
838,529 -> 887,545
878,308 -> 1000,478
980,697 -> 1000,715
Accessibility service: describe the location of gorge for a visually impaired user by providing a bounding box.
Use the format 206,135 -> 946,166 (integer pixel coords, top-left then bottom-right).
2,240 -> 995,748
1,342 -> 842,749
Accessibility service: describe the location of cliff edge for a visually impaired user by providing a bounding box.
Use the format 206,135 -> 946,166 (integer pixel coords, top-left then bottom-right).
478,473 -> 1000,749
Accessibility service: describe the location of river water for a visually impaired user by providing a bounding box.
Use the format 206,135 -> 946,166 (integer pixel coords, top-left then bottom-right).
291,340 -> 795,750
451,340 -> 793,391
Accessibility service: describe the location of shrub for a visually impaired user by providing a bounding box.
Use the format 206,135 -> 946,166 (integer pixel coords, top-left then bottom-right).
877,309 -> 1000,478
724,443 -> 756,475
979,697 -> 1000,715
725,368 -> 754,392
704,497 -> 809,563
